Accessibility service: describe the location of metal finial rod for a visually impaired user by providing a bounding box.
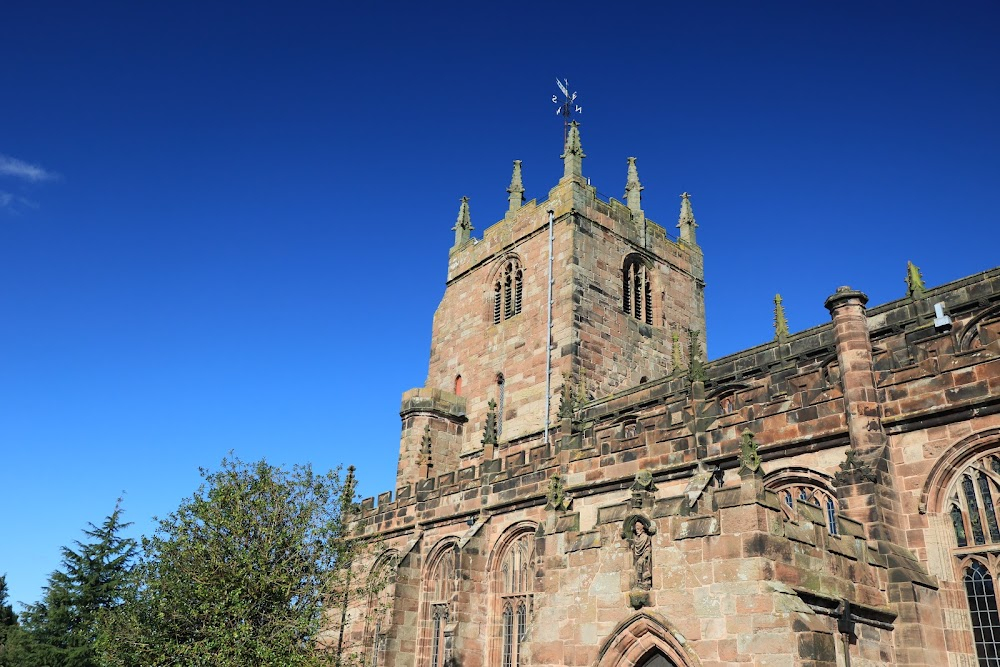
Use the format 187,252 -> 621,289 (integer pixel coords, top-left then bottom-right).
552,77 -> 582,144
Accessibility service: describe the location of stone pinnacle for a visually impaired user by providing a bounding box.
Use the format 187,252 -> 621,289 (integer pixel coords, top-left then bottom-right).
507,160 -> 525,213
625,157 -> 644,218
561,121 -> 586,179
677,192 -> 698,245
774,294 -> 789,340
452,196 -> 473,248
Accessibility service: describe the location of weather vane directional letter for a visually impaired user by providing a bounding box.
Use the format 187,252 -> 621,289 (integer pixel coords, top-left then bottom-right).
552,77 -> 582,141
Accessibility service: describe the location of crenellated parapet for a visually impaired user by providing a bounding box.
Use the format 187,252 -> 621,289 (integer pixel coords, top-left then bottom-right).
368,267 -> 1000,538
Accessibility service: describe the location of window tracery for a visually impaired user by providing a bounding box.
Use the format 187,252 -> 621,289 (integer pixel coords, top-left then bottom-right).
493,260 -> 523,325
767,476 -> 839,536
365,552 -> 398,667
945,450 -> 1000,665
423,544 -> 458,667
493,529 -> 535,667
964,559 -> 1000,666
949,454 -> 1000,550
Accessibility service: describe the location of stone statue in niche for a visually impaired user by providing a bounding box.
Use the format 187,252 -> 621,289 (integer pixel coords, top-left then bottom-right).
621,515 -> 656,593
632,521 -> 652,589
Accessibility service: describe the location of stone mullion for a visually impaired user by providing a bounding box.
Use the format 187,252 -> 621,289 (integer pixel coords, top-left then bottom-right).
632,264 -> 641,320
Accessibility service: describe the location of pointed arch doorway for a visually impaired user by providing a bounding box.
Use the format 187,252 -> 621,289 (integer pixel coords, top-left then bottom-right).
636,650 -> 675,667
595,612 -> 696,667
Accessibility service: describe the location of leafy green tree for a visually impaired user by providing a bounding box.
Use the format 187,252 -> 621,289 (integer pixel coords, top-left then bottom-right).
4,501 -> 135,667
97,457 -> 374,667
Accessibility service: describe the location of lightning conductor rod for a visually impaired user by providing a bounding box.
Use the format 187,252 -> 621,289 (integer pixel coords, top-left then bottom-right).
544,209 -> 555,445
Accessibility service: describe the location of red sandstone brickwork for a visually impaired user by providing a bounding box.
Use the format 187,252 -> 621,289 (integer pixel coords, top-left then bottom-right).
346,154 -> 1000,666
405,176 -> 703,488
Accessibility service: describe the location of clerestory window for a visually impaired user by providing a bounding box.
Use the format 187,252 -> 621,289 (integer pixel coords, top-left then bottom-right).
493,261 -> 523,325
622,255 -> 653,325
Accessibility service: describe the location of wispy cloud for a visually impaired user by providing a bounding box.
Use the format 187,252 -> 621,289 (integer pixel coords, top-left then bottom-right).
0,154 -> 57,182
0,190 -> 40,214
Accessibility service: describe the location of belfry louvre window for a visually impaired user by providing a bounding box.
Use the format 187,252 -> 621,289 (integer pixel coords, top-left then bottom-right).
493,261 -> 523,325
494,531 -> 534,667
622,255 -> 653,325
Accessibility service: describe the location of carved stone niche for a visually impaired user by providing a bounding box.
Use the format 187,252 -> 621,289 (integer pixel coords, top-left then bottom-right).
621,514 -> 656,607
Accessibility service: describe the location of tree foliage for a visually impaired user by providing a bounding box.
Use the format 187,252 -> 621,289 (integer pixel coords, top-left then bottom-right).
97,457 -> 372,667
0,575 -> 18,665
2,502 -> 135,667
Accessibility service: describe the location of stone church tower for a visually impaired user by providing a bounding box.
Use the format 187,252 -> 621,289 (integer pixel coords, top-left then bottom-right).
336,124 -> 1000,667
396,122 -> 704,489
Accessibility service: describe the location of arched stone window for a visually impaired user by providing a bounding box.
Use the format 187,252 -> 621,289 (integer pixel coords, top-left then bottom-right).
963,559 -> 1000,664
365,551 -> 398,667
491,527 -> 535,667
422,543 -> 458,667
948,453 -> 1000,549
765,470 -> 840,535
936,447 -> 1000,665
493,260 -> 523,325
622,254 -> 653,325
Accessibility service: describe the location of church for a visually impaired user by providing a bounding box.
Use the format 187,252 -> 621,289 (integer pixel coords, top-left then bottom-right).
340,121 -> 1000,667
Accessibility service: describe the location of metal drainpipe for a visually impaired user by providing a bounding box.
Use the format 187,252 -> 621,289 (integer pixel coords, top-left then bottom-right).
543,210 -> 555,445
837,600 -> 852,667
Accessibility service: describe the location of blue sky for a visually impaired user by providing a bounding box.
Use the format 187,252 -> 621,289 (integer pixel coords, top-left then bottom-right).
2,1 -> 998,609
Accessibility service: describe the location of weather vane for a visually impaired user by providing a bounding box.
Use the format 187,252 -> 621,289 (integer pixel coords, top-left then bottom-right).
552,78 -> 582,143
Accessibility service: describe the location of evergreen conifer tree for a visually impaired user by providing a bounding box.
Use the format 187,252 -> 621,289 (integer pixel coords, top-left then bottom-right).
14,500 -> 135,667
0,575 -> 20,666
